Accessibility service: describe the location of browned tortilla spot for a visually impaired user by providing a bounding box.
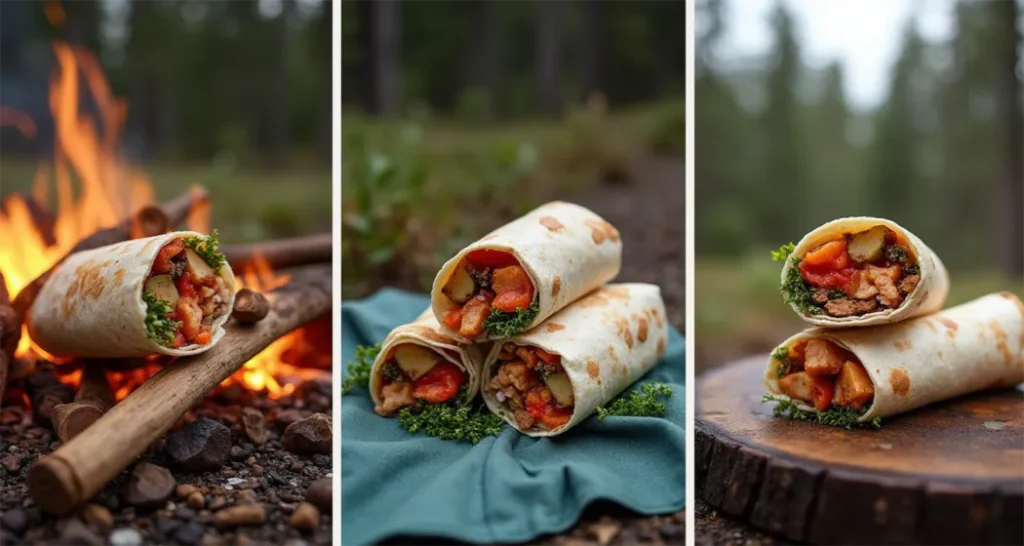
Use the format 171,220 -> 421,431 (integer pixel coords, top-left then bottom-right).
589,226 -> 607,244
604,223 -> 620,243
604,285 -> 631,301
889,369 -> 911,397
924,320 -> 937,334
637,317 -> 649,343
657,337 -> 666,358
607,345 -> 619,365
114,269 -> 125,285
578,292 -> 609,308
545,323 -> 565,333
552,276 -> 561,298
938,317 -> 958,338
893,339 -> 911,352
989,320 -> 1013,366
587,359 -> 600,378
539,216 -> 564,232
119,245 -> 131,255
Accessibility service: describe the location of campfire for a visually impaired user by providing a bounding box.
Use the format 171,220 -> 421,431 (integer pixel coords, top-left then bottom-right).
0,40 -> 333,517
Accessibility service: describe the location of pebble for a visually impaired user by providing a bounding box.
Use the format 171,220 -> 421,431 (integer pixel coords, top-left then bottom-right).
0,508 -> 26,535
304,478 -> 331,512
311,454 -> 330,468
177,484 -> 198,498
587,517 -> 621,545
79,503 -> 114,533
1,455 -> 21,472
174,507 -> 197,520
154,514 -> 183,535
214,504 -> 266,527
273,409 -> 304,428
209,496 -> 226,510
282,413 -> 332,455
289,502 -> 319,532
187,491 -> 206,509
174,521 -> 204,544
241,408 -> 267,445
660,523 -> 682,539
121,462 -> 176,509
165,417 -> 231,472
60,518 -> 103,546
109,527 -> 143,546
225,477 -> 245,487
236,490 -> 258,505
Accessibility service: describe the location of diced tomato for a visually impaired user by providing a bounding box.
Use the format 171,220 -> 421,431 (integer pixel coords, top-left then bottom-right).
175,274 -> 198,299
535,348 -> 561,365
172,331 -> 186,349
466,249 -> 519,269
193,330 -> 212,345
443,306 -> 464,330
152,239 -> 185,274
810,375 -> 836,411
800,262 -> 856,290
803,240 -> 850,268
494,291 -> 533,312
412,361 -> 465,403
540,406 -> 572,430
525,387 -> 572,430
492,265 -> 535,312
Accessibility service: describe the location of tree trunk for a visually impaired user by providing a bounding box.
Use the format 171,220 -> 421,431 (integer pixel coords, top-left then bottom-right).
535,0 -> 564,117
465,0 -> 500,119
992,0 -> 1023,276
267,0 -> 291,169
578,0 -> 605,100
369,0 -> 401,116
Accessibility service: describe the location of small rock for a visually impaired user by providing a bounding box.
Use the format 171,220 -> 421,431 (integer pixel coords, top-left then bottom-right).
214,504 -> 265,527
177,485 -> 198,498
289,502 -> 319,532
121,462 -> 176,509
311,454 -> 330,468
0,508 -> 26,535
79,503 -> 114,533
291,462 -> 304,471
984,421 -> 1007,431
304,479 -> 331,512
174,521 -> 203,544
236,490 -> 258,505
659,523 -> 682,539
241,408 -> 266,445
587,517 -> 621,546
60,518 -> 103,546
175,507 -> 197,520
154,514 -> 182,535
1,455 -> 21,472
165,417 -> 231,472
187,491 -> 205,509
208,496 -> 226,510
273,409 -> 304,428
282,413 -> 332,455
226,477 -> 245,487
109,528 -> 143,546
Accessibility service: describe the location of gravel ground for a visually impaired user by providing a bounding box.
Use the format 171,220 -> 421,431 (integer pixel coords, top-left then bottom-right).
0,378 -> 334,545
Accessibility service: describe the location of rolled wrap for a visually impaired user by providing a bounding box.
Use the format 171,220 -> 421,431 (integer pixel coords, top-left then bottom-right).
431,201 -> 622,341
764,292 -> 1024,422
781,217 -> 949,327
482,283 -> 669,437
27,231 -> 236,358
370,309 -> 485,413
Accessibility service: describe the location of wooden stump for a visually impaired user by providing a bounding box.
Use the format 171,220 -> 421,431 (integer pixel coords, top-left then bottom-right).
696,356 -> 1024,545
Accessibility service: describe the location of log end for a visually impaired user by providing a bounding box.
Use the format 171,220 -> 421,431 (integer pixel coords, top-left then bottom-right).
232,289 -> 270,324
52,402 -> 106,443
27,454 -> 82,515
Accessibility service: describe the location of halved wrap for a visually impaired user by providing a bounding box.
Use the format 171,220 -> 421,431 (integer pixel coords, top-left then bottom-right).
779,217 -> 949,327
370,309 -> 485,417
482,283 -> 669,437
765,292 -> 1024,423
27,231 -> 235,358
431,201 -> 622,342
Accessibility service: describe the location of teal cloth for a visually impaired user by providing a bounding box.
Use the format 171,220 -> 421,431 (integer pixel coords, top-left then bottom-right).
341,289 -> 686,545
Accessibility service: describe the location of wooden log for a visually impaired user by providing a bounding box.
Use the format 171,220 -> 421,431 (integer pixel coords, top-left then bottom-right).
27,263 -> 331,515
24,369 -> 75,426
51,362 -> 115,443
222,232 -> 332,271
0,270 -> 15,398
232,288 -> 269,324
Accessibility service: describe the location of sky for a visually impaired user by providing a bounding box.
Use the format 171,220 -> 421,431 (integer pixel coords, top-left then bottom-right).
713,0 -> 958,111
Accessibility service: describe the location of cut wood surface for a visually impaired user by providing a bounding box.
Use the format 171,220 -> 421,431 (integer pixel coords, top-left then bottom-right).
696,356 -> 1024,545
222,232 -> 332,270
27,263 -> 331,515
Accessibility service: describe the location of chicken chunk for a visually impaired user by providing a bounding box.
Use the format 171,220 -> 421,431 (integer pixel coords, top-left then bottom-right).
847,271 -> 879,300
778,372 -> 815,404
804,338 -> 846,376
459,290 -> 495,338
833,360 -> 874,410
375,382 -> 414,416
899,274 -> 920,294
489,361 -> 541,394
866,265 -> 903,307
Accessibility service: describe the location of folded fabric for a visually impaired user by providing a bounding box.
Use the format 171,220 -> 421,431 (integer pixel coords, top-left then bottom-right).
341,288 -> 686,545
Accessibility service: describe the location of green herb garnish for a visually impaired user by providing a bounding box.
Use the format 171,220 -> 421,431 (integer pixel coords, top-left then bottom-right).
905,264 -> 920,276
771,242 -> 796,262
483,298 -> 540,337
763,394 -> 881,429
884,245 -> 908,265
827,289 -> 846,300
380,360 -> 403,382
781,257 -> 821,315
143,290 -> 181,346
596,382 -> 673,420
183,229 -> 227,272
397,400 -> 504,444
771,346 -> 791,378
342,343 -> 382,395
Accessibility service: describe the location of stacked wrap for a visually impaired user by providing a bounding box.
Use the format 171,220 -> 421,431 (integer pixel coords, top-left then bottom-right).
27,231 -> 236,358
482,284 -> 669,437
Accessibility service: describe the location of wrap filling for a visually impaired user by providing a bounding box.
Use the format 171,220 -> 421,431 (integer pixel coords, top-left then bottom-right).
440,249 -> 538,339
374,343 -> 467,416
487,342 -> 573,432
143,234 -> 230,348
774,338 -> 875,412
793,225 -> 920,317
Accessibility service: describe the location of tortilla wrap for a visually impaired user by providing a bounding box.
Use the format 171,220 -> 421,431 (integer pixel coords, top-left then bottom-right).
370,309 -> 486,413
27,231 -> 236,358
481,283 -> 669,437
431,201 -> 622,341
781,217 -> 949,327
764,292 -> 1024,422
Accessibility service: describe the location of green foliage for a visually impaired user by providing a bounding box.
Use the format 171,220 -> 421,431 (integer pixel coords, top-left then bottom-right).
183,229 -> 226,273
483,298 -> 540,337
780,258 -> 820,315
771,243 -> 795,262
596,382 -> 673,420
646,100 -> 686,157
342,343 -> 382,395
771,346 -> 791,378
142,290 -> 181,347
396,402 -> 505,445
763,394 -> 882,430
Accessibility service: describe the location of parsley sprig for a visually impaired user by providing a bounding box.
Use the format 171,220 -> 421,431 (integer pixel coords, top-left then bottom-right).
183,229 -> 227,273
763,394 -> 881,429
772,243 -> 821,315
596,382 -> 673,420
771,346 -> 792,378
770,242 -> 795,262
483,297 -> 540,337
397,402 -> 504,445
342,343 -> 381,395
143,290 -> 181,346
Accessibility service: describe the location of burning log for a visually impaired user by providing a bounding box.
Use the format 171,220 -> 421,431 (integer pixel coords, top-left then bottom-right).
222,232 -> 332,271
0,192 -> 57,246
27,263 -> 331,515
232,288 -> 270,324
1,270 -> 16,398
51,362 -> 115,443
24,369 -> 75,426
